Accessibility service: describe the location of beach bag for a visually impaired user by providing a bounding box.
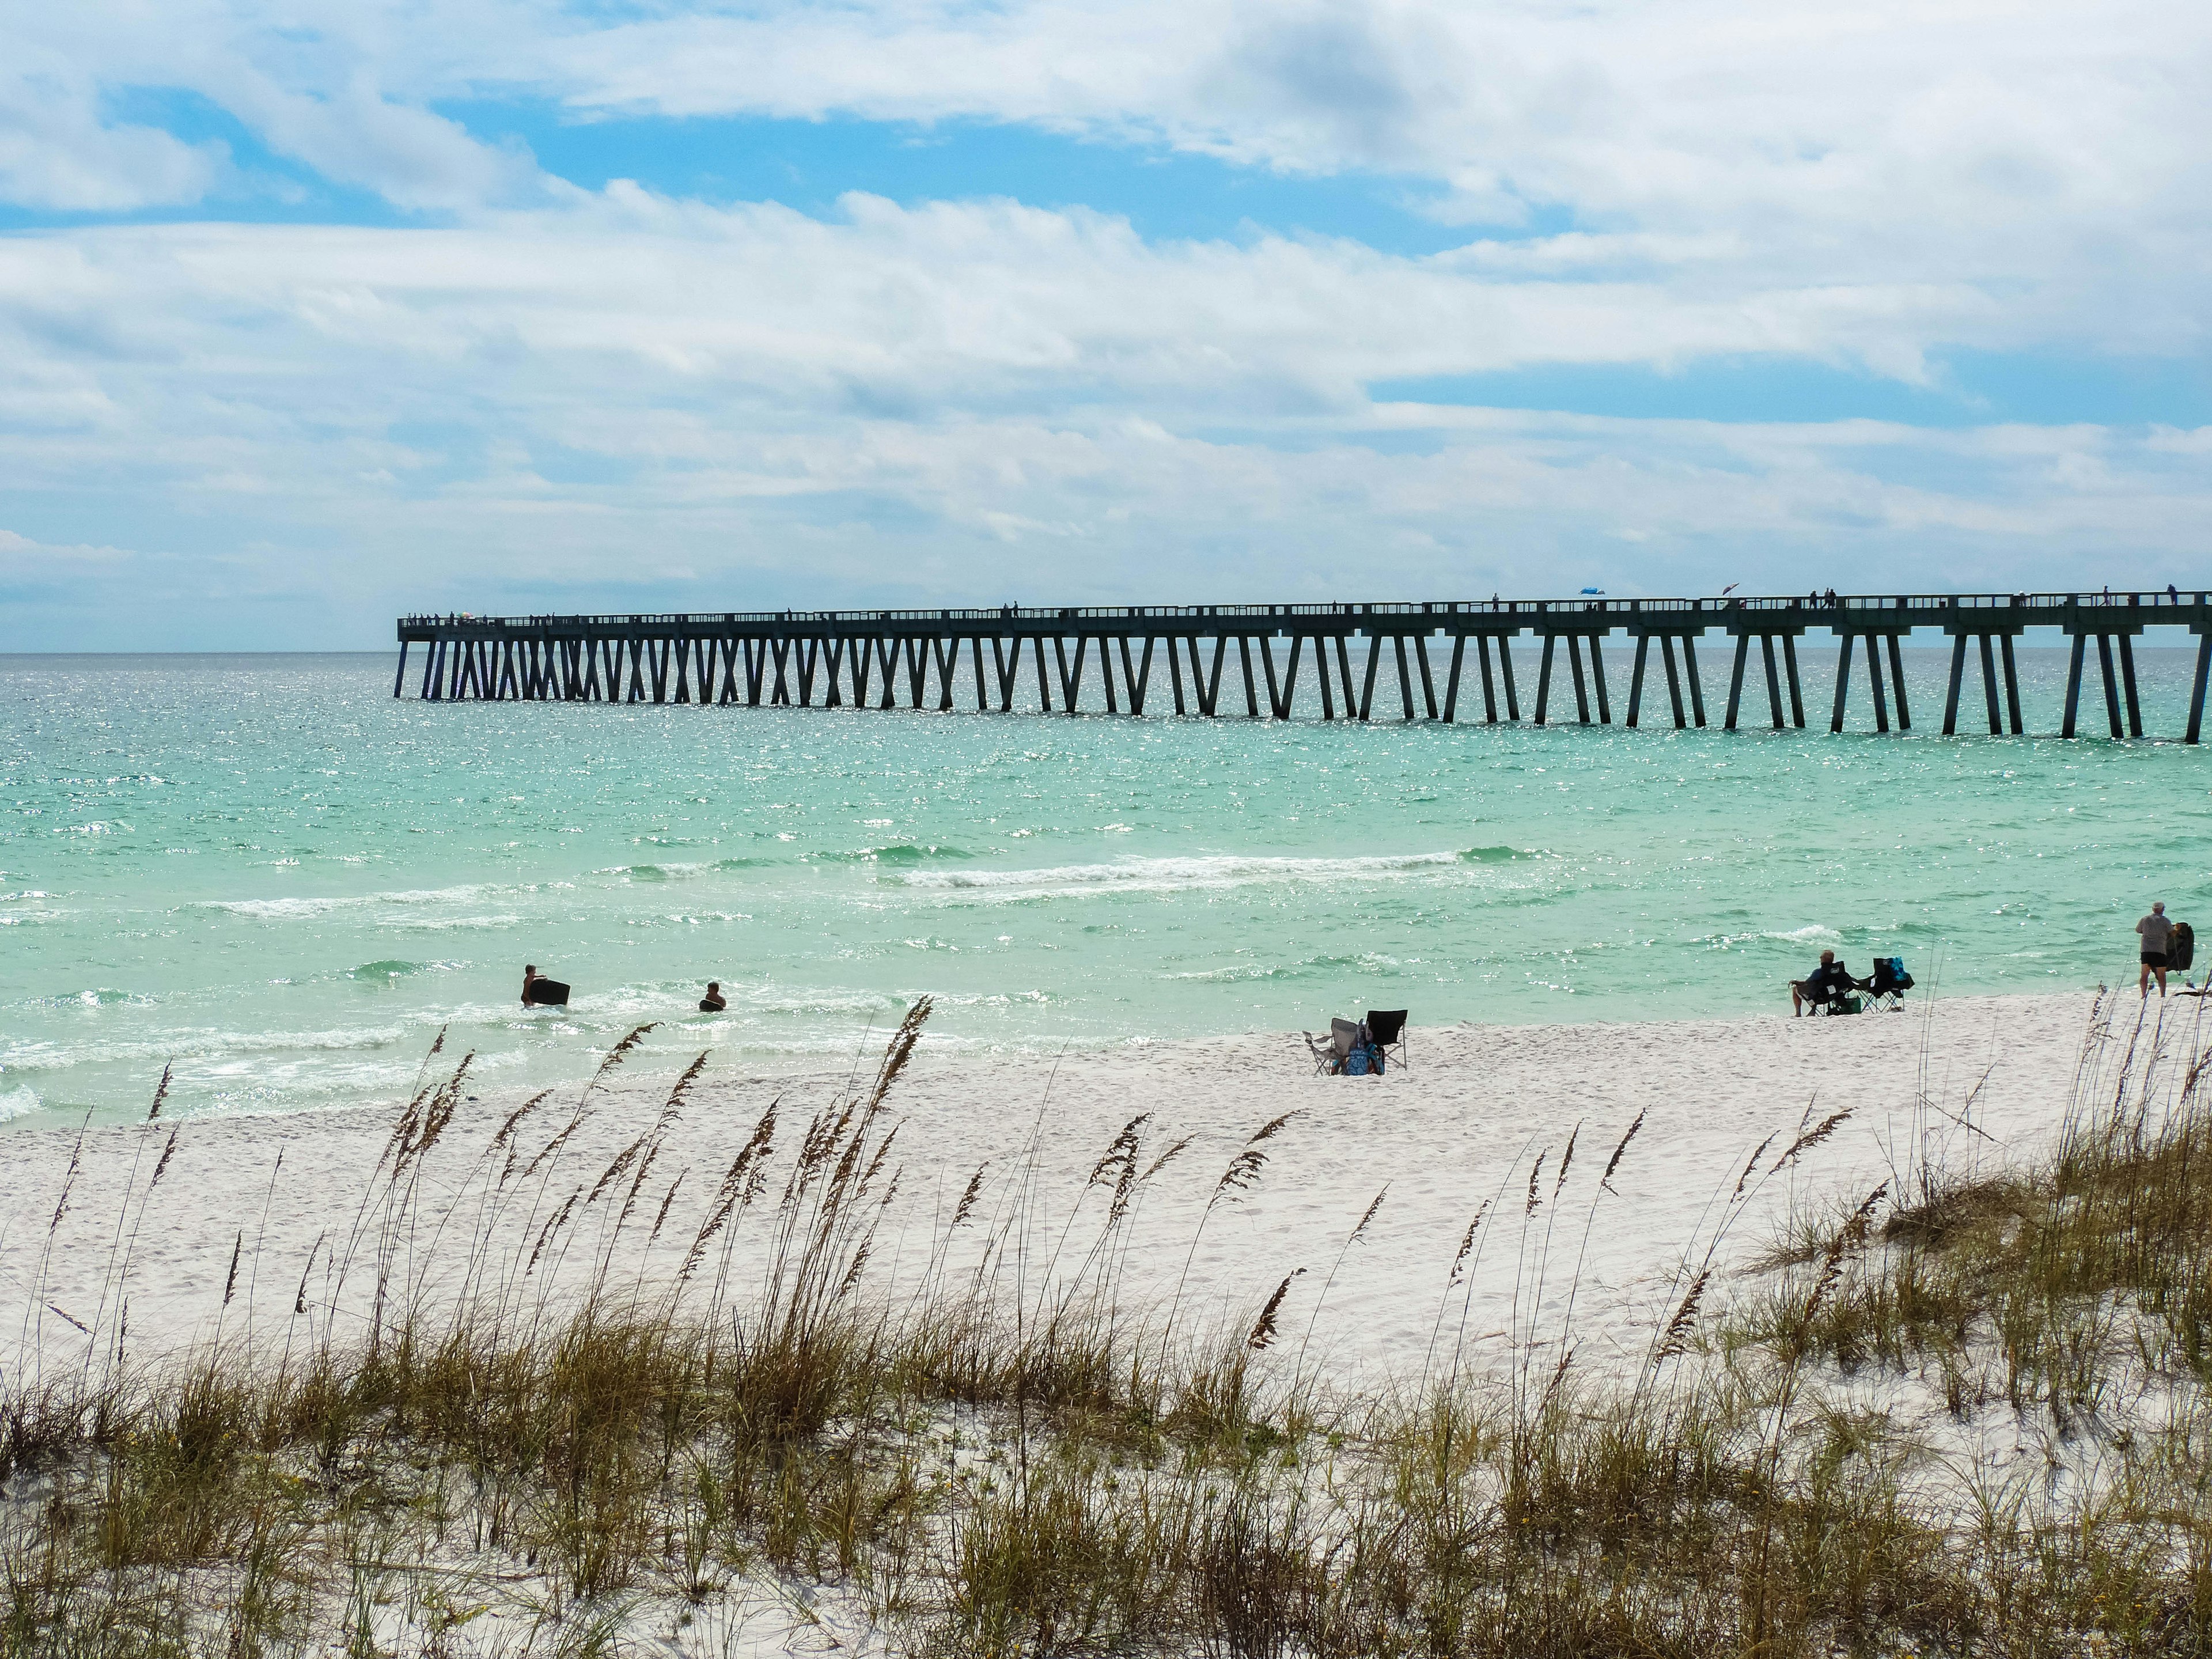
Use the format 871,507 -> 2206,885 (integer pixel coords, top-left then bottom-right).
1889,956 -> 1914,990
2173,923 -> 2195,972
1344,1043 -> 1371,1077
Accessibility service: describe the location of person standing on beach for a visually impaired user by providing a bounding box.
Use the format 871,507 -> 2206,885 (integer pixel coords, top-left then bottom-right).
2138,903 -> 2173,997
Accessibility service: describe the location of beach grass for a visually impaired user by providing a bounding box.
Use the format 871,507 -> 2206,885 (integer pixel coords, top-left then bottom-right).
3,995 -> 2210,1655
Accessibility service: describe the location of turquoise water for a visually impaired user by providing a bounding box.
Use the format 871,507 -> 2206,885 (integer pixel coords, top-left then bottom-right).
4,647 -> 2208,1126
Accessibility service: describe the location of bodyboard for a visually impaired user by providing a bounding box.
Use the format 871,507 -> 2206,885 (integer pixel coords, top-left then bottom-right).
525,979 -> 571,1007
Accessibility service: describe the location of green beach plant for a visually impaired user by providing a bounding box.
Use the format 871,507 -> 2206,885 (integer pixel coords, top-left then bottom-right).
3,995 -> 2210,1655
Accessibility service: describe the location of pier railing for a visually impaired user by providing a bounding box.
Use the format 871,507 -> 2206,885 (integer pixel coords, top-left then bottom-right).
394,589 -> 2212,740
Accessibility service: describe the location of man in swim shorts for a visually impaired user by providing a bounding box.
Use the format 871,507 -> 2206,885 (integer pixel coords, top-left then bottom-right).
2138,902 -> 2173,997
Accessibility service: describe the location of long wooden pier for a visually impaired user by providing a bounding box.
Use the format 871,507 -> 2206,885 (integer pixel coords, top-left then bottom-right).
396,590 -> 2212,740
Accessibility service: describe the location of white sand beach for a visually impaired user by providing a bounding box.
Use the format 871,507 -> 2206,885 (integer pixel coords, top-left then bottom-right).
0,990 -> 2135,1393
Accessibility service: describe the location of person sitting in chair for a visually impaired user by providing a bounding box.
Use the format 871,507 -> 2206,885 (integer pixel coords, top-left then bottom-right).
699,980 -> 728,1013
1791,950 -> 1854,1017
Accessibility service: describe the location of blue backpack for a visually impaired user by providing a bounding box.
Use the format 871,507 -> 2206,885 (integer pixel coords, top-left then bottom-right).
1344,1043 -> 1372,1077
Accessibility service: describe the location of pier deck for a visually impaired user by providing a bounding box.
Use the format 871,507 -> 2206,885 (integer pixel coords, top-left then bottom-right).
396,590 -> 2212,740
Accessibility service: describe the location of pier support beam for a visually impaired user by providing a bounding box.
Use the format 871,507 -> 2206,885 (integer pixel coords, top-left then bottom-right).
2119,635 -> 2144,737
1865,635 -> 1891,733
1683,638 -> 1707,726
1944,635 -> 1968,736
1567,637 -> 1591,724
2190,630 -> 2212,744
2097,634 -> 2123,739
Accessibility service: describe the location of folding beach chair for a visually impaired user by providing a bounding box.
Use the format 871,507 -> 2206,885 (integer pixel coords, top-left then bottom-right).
1302,1017 -> 1362,1075
1364,1010 -> 1409,1072
1302,1029 -> 1334,1075
1861,956 -> 1913,1011
1801,980 -> 1859,1017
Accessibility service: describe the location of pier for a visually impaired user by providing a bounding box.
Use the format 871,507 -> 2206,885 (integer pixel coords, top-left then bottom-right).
396,590 -> 2212,740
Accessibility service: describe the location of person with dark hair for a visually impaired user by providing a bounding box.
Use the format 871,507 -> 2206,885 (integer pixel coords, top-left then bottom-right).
521,964 -> 543,1006
699,980 -> 728,1013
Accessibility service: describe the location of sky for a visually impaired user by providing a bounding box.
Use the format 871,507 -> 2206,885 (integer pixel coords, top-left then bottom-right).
2,1 -> 2209,649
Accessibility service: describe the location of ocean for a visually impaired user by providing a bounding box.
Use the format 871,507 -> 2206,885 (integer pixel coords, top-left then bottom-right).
4,646 -> 2207,1126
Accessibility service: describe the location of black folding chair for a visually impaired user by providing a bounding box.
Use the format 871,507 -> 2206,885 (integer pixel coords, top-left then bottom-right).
1365,1009 -> 1409,1071
1861,957 -> 1913,1010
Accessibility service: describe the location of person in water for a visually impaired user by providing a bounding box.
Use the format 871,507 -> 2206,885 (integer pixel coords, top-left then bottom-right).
1791,949 -> 1855,1016
2138,902 -> 2173,997
521,964 -> 544,1005
699,981 -> 727,1013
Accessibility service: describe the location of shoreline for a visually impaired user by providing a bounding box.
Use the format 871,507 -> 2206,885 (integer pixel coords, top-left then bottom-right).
2,987 -> 2160,1389
0,977 -> 2128,1138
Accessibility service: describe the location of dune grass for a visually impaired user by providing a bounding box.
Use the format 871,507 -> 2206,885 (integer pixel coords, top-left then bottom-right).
2,993 -> 2209,1655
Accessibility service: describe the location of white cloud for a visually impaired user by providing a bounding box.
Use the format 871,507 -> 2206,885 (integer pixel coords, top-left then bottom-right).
0,49 -> 224,210
4,1 -> 2206,351
3,0 -> 562,213
0,192 -> 2027,412
2,2 -> 2208,642
0,199 -> 2205,647
532,0 -> 2212,351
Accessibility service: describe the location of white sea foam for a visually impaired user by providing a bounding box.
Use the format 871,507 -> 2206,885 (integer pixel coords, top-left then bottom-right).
0,1085 -> 40,1122
894,850 -> 1506,901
